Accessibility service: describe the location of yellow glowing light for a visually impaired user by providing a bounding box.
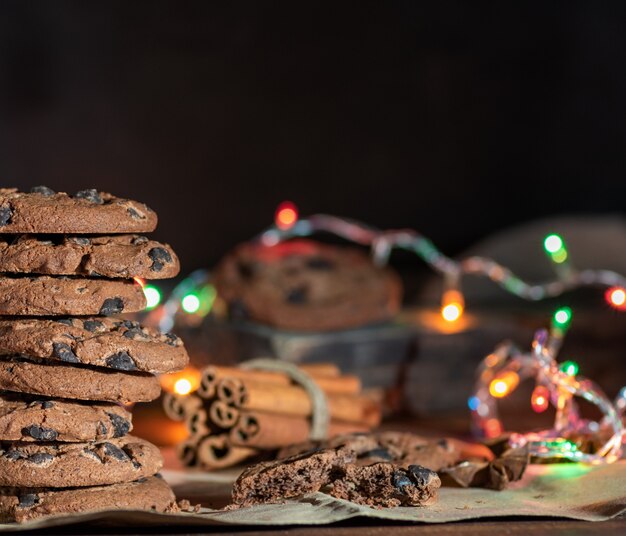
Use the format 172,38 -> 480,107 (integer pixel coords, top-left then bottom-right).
440,289 -> 464,322
275,201 -> 298,230
551,248 -> 568,264
174,378 -> 192,395
489,371 -> 519,398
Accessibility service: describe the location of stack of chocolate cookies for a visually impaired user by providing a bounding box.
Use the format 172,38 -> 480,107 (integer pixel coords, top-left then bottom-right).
0,187 -> 189,522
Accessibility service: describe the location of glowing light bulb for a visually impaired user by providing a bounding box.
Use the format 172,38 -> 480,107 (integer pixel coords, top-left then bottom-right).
143,285 -> 161,309
181,293 -> 201,314
606,287 -> 626,311
174,378 -> 192,395
552,307 -> 572,328
441,289 -> 464,322
543,234 -> 563,254
560,360 -> 579,376
489,371 -> 519,398
531,385 -> 550,413
275,201 -> 298,230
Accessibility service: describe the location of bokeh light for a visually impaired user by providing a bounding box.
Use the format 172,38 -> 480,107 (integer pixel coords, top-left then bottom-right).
606,286 -> 626,311
143,285 -> 161,309
181,293 -> 201,314
275,201 -> 298,230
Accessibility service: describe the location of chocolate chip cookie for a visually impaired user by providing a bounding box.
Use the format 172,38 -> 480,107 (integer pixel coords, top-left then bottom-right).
0,435 -> 162,488
0,275 -> 146,316
213,239 -> 403,331
0,475 -> 177,523
0,393 -> 132,443
0,357 -> 161,404
0,317 -> 188,374
329,463 -> 440,507
0,234 -> 179,279
0,188 -> 157,234
231,447 -> 355,507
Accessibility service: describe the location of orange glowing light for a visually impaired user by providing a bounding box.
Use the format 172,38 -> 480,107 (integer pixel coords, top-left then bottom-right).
275,201 -> 298,230
489,371 -> 519,398
160,366 -> 201,395
133,277 -> 146,288
606,287 -> 626,311
441,290 -> 464,322
174,378 -> 192,395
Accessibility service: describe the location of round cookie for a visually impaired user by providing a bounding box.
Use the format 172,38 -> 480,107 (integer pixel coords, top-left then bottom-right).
0,476 -> 176,523
0,234 -> 179,279
213,239 -> 403,331
0,317 -> 188,374
0,357 -> 161,404
0,393 -> 132,443
0,276 -> 146,316
0,435 -> 162,488
0,187 -> 157,234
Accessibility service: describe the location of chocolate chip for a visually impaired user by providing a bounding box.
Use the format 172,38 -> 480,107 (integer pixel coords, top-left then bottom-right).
52,342 -> 79,363
17,493 -> 40,508
82,448 -> 103,462
286,286 -> 308,304
408,464 -> 435,486
99,297 -> 124,315
123,327 -> 144,339
74,189 -> 103,204
237,262 -> 255,279
107,412 -> 131,437
103,442 -> 129,461
306,257 -> 335,270
0,206 -> 12,227
28,453 -> 54,465
54,318 -> 74,326
4,450 -> 26,460
359,448 -> 393,461
148,247 -> 172,272
136,477 -> 148,483
132,236 -> 149,245
22,425 -> 59,441
118,319 -> 138,329
105,351 -> 137,371
127,207 -> 144,219
164,332 -> 179,346
229,300 -> 249,321
30,185 -> 55,196
68,236 -> 91,245
83,319 -> 104,332
41,401 -> 55,409
97,421 -> 108,436
392,471 -> 413,490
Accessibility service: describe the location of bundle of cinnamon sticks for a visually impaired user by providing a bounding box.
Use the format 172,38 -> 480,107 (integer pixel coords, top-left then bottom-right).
163,362 -> 381,470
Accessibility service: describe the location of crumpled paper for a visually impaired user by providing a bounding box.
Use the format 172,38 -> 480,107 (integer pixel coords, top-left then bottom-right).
0,461 -> 624,530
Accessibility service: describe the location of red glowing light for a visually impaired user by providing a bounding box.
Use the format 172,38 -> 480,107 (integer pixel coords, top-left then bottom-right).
275,201 -> 298,230
606,287 -> 626,311
531,385 -> 550,413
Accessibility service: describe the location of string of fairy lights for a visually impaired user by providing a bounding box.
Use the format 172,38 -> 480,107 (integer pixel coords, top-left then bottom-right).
469,308 -> 626,464
140,201 -> 626,324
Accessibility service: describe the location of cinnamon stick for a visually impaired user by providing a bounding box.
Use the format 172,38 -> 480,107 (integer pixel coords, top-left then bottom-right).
163,393 -> 202,422
217,377 -> 381,426
229,411 -> 370,449
199,364 -> 360,399
208,400 -> 240,429
300,363 -> 341,377
176,434 -> 202,467
185,408 -> 212,437
196,434 -> 256,469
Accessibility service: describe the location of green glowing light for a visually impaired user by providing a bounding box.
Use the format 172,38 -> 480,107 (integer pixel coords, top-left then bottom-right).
143,285 -> 161,310
560,360 -> 579,376
181,293 -> 201,314
544,234 -> 564,254
552,307 -> 572,327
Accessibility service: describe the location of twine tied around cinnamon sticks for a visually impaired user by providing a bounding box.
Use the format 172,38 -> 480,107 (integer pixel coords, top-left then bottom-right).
163,360 -> 381,470
239,358 -> 330,441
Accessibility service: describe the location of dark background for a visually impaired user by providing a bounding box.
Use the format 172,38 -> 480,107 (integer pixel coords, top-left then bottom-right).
1,1 -> 626,272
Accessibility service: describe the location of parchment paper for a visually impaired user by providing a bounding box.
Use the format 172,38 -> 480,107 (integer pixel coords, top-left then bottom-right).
0,461 -> 624,531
